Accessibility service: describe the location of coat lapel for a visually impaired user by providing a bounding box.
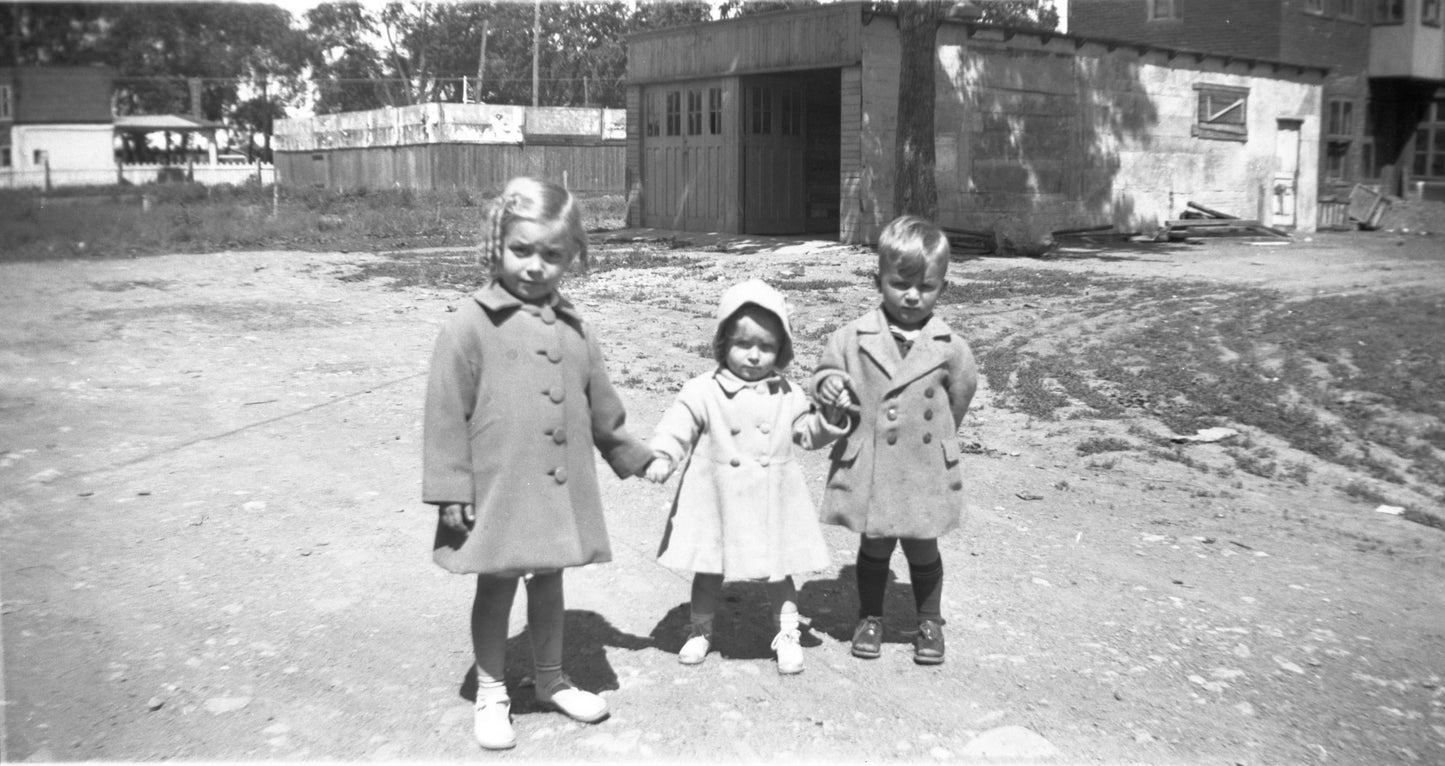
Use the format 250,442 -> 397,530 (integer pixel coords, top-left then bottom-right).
857,309 -> 899,380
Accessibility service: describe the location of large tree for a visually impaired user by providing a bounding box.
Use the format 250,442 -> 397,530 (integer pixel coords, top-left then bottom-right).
894,0 -> 949,219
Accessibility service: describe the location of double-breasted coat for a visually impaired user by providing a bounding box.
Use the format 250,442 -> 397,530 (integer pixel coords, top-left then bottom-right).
423,281 -> 652,575
810,308 -> 978,539
650,369 -> 847,581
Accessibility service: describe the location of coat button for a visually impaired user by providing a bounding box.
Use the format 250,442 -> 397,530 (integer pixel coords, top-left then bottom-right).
730,426 -> 742,435
758,456 -> 770,466
924,409 -> 934,421
924,388 -> 935,398
539,306 -> 556,324
886,433 -> 897,445
950,480 -> 962,491
550,467 -> 568,484
543,348 -> 562,363
729,458 -> 741,467
552,429 -> 567,445
758,423 -> 771,434
887,408 -> 898,421
922,432 -> 932,444
547,386 -> 565,403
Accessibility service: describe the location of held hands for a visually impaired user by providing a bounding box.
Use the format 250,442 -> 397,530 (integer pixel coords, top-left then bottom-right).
817,374 -> 857,412
438,503 -> 475,532
644,455 -> 674,484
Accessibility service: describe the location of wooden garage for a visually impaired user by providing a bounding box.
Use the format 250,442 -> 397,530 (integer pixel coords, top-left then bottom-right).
626,6 -> 855,237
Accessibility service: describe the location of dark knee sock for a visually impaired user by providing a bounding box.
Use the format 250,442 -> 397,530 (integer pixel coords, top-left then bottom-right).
909,557 -> 944,623
856,551 -> 891,619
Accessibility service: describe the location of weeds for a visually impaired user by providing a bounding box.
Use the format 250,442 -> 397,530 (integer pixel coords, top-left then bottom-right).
963,267 -> 1445,499
1076,436 -> 1133,455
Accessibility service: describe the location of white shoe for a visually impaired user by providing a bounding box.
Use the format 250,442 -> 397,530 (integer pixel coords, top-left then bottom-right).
473,697 -> 515,750
679,632 -> 711,665
771,628 -> 804,675
536,676 -> 609,723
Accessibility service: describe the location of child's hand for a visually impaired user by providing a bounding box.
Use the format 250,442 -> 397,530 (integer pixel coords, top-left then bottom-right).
817,374 -> 847,406
644,456 -> 674,484
819,374 -> 857,412
438,503 -> 475,532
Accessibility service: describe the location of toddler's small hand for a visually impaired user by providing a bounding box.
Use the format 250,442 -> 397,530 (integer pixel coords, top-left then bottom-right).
644,457 -> 674,484
818,375 -> 846,406
439,503 -> 475,532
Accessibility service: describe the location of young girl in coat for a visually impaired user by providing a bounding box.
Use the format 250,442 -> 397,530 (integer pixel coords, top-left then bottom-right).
812,215 -> 978,666
422,177 -> 653,750
644,279 -> 852,675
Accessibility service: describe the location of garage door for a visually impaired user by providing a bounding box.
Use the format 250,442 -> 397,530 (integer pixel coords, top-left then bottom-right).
641,80 -> 733,232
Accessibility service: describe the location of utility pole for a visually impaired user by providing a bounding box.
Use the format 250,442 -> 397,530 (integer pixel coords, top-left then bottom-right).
531,0 -> 540,107
475,17 -> 488,103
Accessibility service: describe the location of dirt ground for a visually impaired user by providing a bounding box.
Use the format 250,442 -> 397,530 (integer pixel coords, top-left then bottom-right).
2,229 -> 1443,764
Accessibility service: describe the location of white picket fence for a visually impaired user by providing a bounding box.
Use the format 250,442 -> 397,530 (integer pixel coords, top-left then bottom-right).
0,161 -> 275,190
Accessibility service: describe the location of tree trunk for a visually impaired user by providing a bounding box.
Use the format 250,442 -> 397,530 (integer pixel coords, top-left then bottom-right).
894,0 -> 947,221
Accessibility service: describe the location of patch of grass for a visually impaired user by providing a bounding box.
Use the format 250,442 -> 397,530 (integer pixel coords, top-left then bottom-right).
1401,508 -> 1445,531
773,278 -> 853,293
0,184 -> 627,262
1076,436 -> 1133,455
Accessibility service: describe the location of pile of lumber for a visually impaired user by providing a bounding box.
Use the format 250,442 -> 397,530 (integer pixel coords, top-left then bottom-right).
1165,201 -> 1290,240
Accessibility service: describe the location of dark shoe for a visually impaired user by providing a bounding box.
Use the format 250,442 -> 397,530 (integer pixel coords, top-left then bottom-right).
914,619 -> 945,665
851,616 -> 883,659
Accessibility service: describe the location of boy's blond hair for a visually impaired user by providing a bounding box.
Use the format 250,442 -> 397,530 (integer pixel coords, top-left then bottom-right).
877,215 -> 950,278
477,176 -> 588,273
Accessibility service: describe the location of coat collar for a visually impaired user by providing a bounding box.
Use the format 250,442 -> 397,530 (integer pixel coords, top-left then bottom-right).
857,308 -> 954,389
472,280 -> 581,324
713,367 -> 786,396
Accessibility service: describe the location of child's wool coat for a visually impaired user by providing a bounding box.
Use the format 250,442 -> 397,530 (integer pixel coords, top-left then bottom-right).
810,308 -> 978,539
423,281 -> 652,575
650,369 -> 844,581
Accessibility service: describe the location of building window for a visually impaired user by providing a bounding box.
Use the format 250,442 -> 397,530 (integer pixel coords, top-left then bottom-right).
1374,0 -> 1404,23
1192,84 -> 1248,141
779,88 -> 802,136
1326,99 -> 1356,182
1328,98 -> 1354,136
1412,98 -> 1445,179
0,84 -> 11,121
1304,0 -> 1325,14
665,90 -> 681,137
686,89 -> 702,136
1147,0 -> 1182,20
645,92 -> 661,137
708,87 -> 723,135
750,86 -> 772,135
1424,0 -> 1442,26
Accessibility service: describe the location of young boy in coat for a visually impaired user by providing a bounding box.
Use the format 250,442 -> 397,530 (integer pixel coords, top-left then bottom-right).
812,214 -> 978,665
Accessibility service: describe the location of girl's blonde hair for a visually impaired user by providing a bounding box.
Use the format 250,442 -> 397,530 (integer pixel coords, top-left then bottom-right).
477,176 -> 588,273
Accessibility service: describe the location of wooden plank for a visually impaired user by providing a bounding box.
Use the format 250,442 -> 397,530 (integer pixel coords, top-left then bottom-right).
1186,200 -> 1239,218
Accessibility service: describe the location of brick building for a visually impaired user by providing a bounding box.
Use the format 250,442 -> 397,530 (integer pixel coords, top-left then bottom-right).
1069,0 -> 1445,198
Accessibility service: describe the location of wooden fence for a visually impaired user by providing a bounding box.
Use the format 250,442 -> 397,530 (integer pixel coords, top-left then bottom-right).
275,143 -> 625,194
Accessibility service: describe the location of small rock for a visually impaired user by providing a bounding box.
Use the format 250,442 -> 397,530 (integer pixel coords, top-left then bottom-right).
960,726 -> 1059,759
147,696 -> 164,711
29,468 -> 63,484
204,696 -> 251,715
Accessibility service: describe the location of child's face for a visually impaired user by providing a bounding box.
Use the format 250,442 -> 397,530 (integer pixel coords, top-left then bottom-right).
877,256 -> 947,329
724,310 -> 783,382
497,218 -> 577,303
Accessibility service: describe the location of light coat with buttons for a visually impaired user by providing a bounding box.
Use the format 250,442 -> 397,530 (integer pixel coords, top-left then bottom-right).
423,281 -> 652,575
650,369 -> 847,580
810,308 -> 978,538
